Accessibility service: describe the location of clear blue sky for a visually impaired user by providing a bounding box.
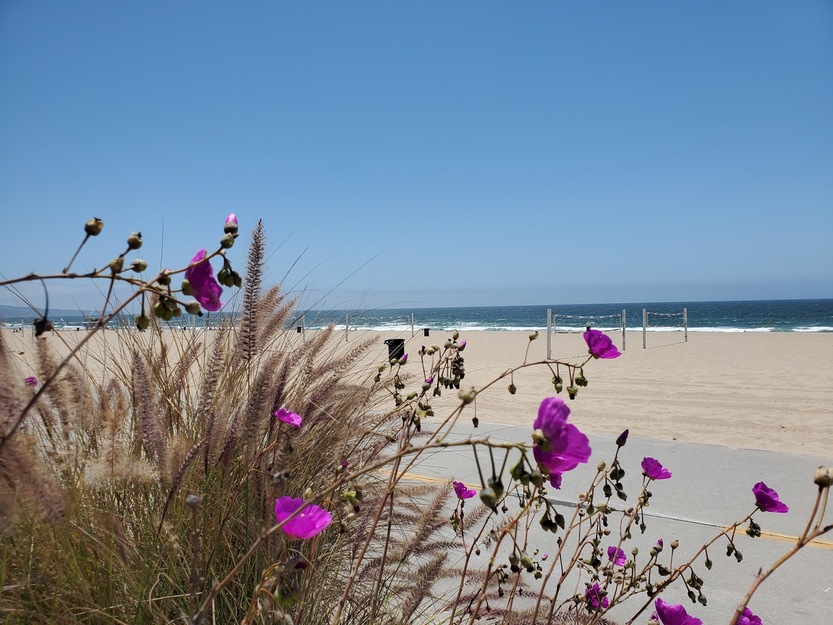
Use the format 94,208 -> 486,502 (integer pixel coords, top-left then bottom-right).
1,1 -> 831,312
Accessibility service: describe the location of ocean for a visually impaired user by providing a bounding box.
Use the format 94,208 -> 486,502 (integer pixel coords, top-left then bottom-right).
8,299 -> 832,333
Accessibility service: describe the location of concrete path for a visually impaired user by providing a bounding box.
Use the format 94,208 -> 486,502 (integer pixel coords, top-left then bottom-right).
402,421 -> 832,624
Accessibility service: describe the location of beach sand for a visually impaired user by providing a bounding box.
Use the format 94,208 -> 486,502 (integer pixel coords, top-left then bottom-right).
344,328 -> 833,459
5,326 -> 832,459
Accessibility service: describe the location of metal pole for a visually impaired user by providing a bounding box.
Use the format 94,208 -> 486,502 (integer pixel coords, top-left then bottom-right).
683,307 -> 688,342
622,308 -> 627,351
411,312 -> 414,338
345,312 -> 349,342
302,314 -> 306,343
642,308 -> 647,349
546,308 -> 552,360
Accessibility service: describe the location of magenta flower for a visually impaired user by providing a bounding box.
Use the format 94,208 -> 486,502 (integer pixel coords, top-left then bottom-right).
532,397 -> 591,484
737,607 -> 763,625
583,328 -> 621,359
399,353 -> 408,365
656,538 -> 664,549
549,472 -> 563,489
453,481 -> 476,499
458,340 -> 466,350
185,249 -> 224,312
642,457 -> 672,480
274,408 -> 303,428
225,213 -> 238,227
585,582 -> 609,611
24,375 -> 39,387
425,376 -> 434,384
274,496 -> 332,539
607,545 -> 626,567
654,598 -> 703,625
752,481 -> 789,513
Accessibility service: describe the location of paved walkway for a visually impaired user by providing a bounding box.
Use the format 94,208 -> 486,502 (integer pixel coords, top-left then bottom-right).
402,421 -> 832,624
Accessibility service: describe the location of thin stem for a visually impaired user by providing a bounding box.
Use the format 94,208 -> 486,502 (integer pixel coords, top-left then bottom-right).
62,233 -> 91,274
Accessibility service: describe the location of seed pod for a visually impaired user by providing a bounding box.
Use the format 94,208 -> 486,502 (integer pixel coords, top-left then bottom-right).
126,232 -> 143,250
220,232 -> 235,249
84,217 -> 104,236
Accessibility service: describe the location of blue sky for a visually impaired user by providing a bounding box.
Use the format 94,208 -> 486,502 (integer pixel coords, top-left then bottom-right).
1,1 -> 831,312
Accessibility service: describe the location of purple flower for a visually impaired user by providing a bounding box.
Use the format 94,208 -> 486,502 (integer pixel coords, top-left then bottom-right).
549,472 -> 563,489
532,397 -> 591,482
752,481 -> 789,513
225,213 -> 238,227
607,545 -> 626,567
585,582 -> 609,611
399,353 -> 408,365
274,408 -> 303,428
583,328 -> 621,359
642,457 -> 672,480
274,496 -> 332,539
185,249 -> 224,312
458,340 -> 466,351
654,598 -> 703,625
425,376 -> 434,384
24,376 -> 39,387
737,607 -> 763,625
453,481 -> 476,499
656,538 -> 664,549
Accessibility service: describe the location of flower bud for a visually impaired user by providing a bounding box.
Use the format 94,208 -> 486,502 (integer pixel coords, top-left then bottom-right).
224,213 -> 239,235
597,460 -> 606,471
567,386 -> 578,399
528,331 -> 538,341
220,232 -> 235,249
181,279 -> 194,296
532,428 -> 547,447
131,258 -> 148,273
84,217 -> 104,236
616,429 -> 629,447
670,540 -> 679,550
171,306 -> 182,317
508,383 -> 517,394
479,487 -> 498,509
108,257 -> 124,273
233,272 -> 243,288
156,271 -> 171,286
126,232 -> 142,250
813,466 -> 833,487
458,388 -> 476,405
452,330 -> 459,340
185,301 -> 202,315
134,314 -> 150,331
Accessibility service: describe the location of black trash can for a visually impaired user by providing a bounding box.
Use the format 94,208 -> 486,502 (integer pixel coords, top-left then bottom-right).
423,328 -> 430,336
384,338 -> 405,362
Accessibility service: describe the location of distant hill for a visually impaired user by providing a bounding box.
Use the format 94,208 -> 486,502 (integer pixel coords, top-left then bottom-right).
0,304 -> 96,320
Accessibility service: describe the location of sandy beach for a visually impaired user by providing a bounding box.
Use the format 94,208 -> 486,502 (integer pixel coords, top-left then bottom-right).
355,328 -> 833,459
5,326 -> 833,459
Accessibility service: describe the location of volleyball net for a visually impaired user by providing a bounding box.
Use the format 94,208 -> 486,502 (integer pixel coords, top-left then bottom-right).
546,307 -> 689,358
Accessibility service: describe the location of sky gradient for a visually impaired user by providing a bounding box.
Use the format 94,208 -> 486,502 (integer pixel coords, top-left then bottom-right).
1,2 -> 831,312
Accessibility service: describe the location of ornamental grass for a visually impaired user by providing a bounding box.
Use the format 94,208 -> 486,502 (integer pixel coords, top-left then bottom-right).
0,216 -> 830,625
